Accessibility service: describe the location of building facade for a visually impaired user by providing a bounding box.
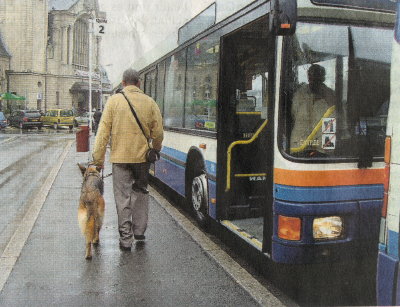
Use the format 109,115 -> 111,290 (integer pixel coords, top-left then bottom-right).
0,33 -> 11,98
0,0 -> 111,113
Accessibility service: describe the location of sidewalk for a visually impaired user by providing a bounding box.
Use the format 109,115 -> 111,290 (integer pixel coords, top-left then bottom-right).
0,142 -> 282,306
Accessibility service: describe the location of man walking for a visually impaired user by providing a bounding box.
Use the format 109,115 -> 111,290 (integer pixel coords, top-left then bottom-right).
93,108 -> 102,135
92,68 -> 163,251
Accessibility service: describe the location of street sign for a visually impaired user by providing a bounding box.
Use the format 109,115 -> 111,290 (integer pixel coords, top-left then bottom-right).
95,18 -> 107,35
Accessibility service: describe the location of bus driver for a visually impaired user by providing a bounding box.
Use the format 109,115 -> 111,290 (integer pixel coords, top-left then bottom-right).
290,64 -> 335,154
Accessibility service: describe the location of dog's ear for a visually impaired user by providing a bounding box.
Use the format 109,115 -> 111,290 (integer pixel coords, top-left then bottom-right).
95,165 -> 102,173
77,163 -> 86,176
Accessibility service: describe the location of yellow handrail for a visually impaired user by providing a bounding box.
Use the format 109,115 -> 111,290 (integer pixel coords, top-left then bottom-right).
290,105 -> 336,153
225,119 -> 268,191
236,112 -> 262,115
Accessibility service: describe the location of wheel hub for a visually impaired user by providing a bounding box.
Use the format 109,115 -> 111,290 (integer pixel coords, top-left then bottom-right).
192,177 -> 203,211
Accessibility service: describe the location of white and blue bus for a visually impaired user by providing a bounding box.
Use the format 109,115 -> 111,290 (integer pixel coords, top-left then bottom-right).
137,0 -> 395,265
377,1 -> 400,305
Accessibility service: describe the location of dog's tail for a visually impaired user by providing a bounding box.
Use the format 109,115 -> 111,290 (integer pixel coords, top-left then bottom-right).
85,204 -> 97,243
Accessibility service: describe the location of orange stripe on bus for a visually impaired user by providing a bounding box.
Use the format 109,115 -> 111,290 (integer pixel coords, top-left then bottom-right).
274,168 -> 385,187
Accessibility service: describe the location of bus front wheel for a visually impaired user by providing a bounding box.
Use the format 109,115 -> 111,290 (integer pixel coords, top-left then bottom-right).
191,174 -> 209,227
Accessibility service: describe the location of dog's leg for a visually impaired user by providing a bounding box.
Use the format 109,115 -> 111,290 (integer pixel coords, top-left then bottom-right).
85,214 -> 95,259
85,241 -> 92,260
93,221 -> 99,245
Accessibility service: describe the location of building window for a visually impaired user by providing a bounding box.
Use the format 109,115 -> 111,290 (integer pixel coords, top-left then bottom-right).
67,26 -> 71,64
72,18 -> 89,69
56,91 -> 60,106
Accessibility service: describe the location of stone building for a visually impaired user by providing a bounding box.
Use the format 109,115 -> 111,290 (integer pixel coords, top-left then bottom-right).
0,0 -> 111,113
0,33 -> 11,96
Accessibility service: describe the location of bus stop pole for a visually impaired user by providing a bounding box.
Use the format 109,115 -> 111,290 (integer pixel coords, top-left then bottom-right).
88,14 -> 93,161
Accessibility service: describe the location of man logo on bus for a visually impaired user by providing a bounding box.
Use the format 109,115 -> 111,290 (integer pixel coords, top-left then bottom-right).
322,118 -> 336,134
322,134 -> 336,149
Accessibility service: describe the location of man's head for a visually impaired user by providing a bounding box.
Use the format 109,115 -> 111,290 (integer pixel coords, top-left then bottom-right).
307,64 -> 325,93
122,68 -> 140,88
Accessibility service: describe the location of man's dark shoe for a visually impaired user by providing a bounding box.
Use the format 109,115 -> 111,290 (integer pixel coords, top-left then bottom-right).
134,234 -> 145,242
119,243 -> 131,251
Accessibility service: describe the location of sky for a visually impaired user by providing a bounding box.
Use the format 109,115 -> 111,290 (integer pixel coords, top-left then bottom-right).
97,0 -> 213,85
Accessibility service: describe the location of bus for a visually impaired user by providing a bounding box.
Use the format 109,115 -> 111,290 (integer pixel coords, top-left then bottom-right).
377,1 -> 400,305
137,0 -> 395,265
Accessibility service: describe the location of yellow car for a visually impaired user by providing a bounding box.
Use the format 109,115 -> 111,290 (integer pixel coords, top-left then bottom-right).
41,109 -> 75,129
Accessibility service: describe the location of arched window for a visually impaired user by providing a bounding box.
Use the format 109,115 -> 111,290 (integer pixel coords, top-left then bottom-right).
72,18 -> 89,68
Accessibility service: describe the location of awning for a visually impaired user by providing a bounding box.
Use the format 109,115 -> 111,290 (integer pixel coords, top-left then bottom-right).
70,82 -> 113,94
0,92 -> 25,100
70,82 -> 101,93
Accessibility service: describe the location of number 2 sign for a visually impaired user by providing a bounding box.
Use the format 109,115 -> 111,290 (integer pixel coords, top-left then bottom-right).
96,17 -> 107,35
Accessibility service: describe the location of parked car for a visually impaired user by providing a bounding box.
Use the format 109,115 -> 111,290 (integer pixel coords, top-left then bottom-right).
0,112 -> 7,129
8,110 -> 42,129
41,109 -> 75,129
74,112 -> 90,126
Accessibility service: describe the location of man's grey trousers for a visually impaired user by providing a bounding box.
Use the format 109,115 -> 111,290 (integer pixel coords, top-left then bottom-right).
112,163 -> 150,247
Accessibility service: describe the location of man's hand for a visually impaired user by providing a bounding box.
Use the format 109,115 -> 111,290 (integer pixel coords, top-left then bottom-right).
90,160 -> 104,168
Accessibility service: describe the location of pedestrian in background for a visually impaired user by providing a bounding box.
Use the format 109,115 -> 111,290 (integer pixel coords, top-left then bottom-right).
93,108 -> 102,135
92,68 -> 164,251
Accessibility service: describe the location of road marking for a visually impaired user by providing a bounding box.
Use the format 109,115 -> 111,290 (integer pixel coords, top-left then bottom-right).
0,140 -> 73,292
149,187 -> 291,307
0,136 -> 19,145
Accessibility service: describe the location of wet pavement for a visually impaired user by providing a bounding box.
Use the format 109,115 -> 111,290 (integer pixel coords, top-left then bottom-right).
0,135 -> 73,257
0,135 -> 284,306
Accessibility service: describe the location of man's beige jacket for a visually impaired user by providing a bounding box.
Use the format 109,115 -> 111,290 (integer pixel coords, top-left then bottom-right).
93,85 -> 163,164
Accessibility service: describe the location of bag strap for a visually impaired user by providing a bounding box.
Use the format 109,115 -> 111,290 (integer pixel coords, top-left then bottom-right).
117,89 -> 151,148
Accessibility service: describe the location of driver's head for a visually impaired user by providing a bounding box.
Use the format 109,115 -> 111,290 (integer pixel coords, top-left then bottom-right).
307,64 -> 325,93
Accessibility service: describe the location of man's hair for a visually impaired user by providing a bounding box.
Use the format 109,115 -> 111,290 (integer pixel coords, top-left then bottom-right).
122,68 -> 140,85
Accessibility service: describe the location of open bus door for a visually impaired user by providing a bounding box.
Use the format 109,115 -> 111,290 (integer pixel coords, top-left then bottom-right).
217,1 -> 296,255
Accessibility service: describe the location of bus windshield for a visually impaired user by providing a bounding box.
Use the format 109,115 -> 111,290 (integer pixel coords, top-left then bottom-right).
280,22 -> 393,161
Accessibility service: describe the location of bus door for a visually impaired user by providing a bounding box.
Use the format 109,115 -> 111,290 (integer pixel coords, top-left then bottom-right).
217,17 -> 275,253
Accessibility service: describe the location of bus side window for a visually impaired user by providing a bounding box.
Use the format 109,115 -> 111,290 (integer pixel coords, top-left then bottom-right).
164,50 -> 187,128
156,61 -> 166,116
184,36 -> 219,131
144,70 -> 156,99
139,74 -> 145,91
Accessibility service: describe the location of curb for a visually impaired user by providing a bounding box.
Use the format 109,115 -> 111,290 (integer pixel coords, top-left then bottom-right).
149,186 -> 292,307
0,140 -> 73,292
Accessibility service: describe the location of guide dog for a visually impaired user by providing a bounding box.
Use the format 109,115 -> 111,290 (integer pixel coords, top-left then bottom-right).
77,163 -> 105,260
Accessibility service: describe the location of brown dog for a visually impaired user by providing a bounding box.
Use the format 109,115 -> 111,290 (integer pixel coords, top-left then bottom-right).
77,163 -> 105,260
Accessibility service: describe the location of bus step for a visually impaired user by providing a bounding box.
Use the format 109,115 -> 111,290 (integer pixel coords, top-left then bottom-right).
227,205 -> 263,219
248,195 -> 265,200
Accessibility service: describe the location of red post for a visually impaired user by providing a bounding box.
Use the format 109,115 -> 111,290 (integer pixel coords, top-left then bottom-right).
76,125 -> 89,152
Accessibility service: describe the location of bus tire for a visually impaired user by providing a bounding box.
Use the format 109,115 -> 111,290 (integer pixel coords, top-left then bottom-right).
190,173 -> 209,228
